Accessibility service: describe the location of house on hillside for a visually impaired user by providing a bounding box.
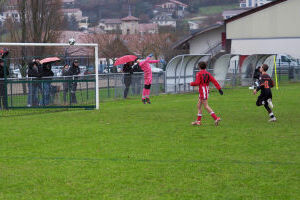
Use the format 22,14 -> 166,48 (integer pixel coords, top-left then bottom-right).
152,13 -> 176,28
240,0 -> 272,8
222,8 -> 250,20
62,9 -> 83,21
99,19 -> 122,33
0,10 -> 20,23
155,0 -> 188,18
188,21 -> 201,30
62,0 -> 75,8
121,15 -> 140,35
138,23 -> 158,35
99,14 -> 158,35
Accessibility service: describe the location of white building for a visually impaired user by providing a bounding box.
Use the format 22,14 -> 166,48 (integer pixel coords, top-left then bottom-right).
121,15 -> 140,35
222,9 -> 250,20
138,23 -> 158,35
172,24 -> 226,55
240,0 -> 272,8
62,0 -> 75,8
226,0 -> 300,58
0,10 -> 20,22
99,19 -> 122,32
187,21 -> 200,30
155,0 -> 188,18
152,13 -> 176,27
62,9 -> 83,21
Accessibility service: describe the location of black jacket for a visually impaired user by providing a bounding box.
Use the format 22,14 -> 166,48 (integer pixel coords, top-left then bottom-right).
68,63 -> 80,76
132,63 -> 143,72
253,68 -> 261,79
41,64 -> 54,77
0,64 -> 9,78
28,62 -> 41,78
123,63 -> 133,74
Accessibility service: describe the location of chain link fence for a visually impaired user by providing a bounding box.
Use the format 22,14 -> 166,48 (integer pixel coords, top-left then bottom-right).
0,72 -> 165,109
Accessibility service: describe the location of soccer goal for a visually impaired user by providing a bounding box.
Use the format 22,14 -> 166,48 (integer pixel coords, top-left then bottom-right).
0,42 -> 99,110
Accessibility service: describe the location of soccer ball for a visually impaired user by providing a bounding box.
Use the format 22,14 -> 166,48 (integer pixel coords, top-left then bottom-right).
68,38 -> 76,45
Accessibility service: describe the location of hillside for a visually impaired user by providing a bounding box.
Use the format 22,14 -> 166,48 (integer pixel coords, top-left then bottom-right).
75,0 -> 240,23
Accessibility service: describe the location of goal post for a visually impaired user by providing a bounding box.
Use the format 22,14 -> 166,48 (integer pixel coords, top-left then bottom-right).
0,42 -> 100,110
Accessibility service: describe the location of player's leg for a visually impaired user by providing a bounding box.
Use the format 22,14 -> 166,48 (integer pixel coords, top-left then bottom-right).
142,85 -> 147,104
145,84 -> 151,104
264,96 -> 276,122
192,98 -> 203,125
203,100 -> 221,126
256,95 -> 264,106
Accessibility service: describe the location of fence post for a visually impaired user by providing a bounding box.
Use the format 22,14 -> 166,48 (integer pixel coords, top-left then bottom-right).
4,58 -> 8,110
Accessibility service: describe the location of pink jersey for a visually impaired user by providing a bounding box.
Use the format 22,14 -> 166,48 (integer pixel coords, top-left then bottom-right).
139,56 -> 159,85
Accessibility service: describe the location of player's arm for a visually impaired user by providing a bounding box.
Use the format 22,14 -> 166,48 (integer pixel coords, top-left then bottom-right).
190,73 -> 200,86
209,73 -> 223,95
148,60 -> 159,64
254,79 -> 263,94
270,78 -> 274,88
138,54 -> 153,66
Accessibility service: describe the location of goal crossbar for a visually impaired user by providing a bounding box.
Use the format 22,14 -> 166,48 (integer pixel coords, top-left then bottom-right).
0,42 -> 100,110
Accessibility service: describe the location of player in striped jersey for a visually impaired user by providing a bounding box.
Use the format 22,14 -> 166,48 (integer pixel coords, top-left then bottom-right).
190,62 -> 224,126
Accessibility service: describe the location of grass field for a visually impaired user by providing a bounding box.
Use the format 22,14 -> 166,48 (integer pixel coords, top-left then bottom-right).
198,4 -> 239,16
0,84 -> 299,199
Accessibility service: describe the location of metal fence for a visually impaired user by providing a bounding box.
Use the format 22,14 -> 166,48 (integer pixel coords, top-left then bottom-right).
2,75 -> 96,109
0,72 -> 165,109
98,72 -> 165,101
165,63 -> 300,94
1,65 -> 299,110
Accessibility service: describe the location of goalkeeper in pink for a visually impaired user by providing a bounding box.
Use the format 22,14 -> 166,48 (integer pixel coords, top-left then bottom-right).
138,54 -> 164,104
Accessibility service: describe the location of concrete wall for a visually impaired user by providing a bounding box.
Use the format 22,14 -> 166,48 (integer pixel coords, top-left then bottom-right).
189,26 -> 224,54
231,38 -> 300,58
227,0 -> 300,39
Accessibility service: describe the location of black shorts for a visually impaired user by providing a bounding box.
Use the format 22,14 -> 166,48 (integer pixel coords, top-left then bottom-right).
256,94 -> 272,106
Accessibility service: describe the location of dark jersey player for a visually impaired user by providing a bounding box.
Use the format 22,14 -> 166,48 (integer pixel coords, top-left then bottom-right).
253,64 -> 276,122
190,62 -> 224,126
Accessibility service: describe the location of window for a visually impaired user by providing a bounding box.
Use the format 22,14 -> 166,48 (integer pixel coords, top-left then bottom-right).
248,0 -> 252,7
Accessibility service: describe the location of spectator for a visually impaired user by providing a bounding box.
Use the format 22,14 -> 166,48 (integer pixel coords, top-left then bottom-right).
68,60 -> 80,104
131,62 -> 143,95
0,59 -> 9,109
40,63 -> 54,106
123,61 -> 134,98
27,61 -> 41,107
62,64 -> 70,104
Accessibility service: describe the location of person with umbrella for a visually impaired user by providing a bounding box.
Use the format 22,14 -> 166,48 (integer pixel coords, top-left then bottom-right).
114,55 -> 137,99
39,57 -> 58,106
122,61 -> 135,99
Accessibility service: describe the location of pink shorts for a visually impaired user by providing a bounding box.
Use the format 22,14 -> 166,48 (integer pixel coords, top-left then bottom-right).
144,78 -> 152,85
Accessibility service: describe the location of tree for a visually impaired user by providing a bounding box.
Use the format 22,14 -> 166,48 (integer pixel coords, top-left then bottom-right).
4,0 -> 64,93
85,34 -> 132,65
5,0 -> 63,55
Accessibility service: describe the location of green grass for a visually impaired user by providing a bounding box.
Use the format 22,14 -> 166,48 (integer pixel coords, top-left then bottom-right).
199,4 -> 239,16
0,84 -> 299,199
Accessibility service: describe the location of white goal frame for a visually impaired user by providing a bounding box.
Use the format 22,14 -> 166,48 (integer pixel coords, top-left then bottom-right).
0,42 -> 100,110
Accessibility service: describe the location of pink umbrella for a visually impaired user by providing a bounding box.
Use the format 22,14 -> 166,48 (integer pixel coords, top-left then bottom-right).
114,55 -> 137,66
40,57 -> 61,64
